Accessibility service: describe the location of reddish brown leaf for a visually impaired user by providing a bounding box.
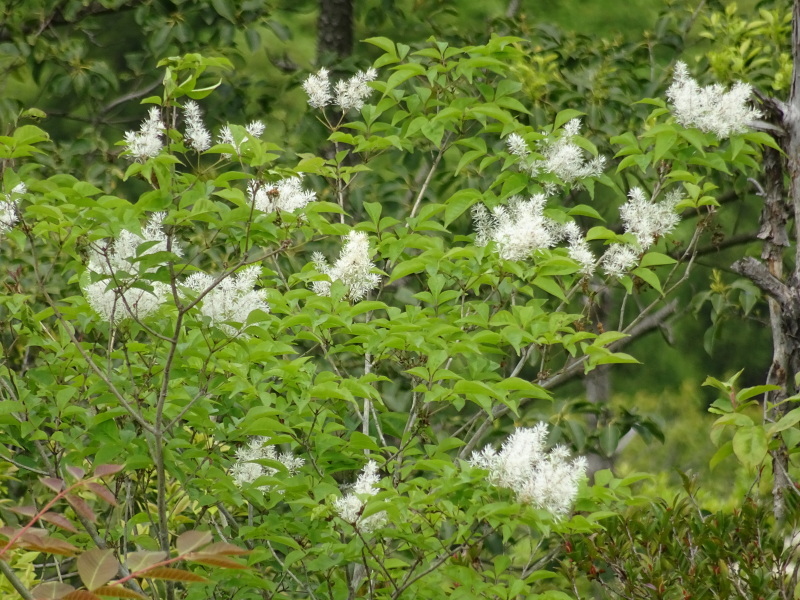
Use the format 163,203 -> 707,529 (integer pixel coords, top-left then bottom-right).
66,466 -> 86,480
77,548 -> 119,590
62,591 -> 103,600
31,582 -> 75,599
92,464 -> 123,477
175,530 -> 212,555
0,525 -> 30,548
200,542 -> 250,556
40,512 -> 79,533
19,530 -> 79,556
124,551 -> 166,573
185,552 -> 249,569
91,585 -> 148,599
6,506 -> 38,518
65,494 -> 97,523
5,507 -> 77,533
0,525 -> 19,538
144,567 -> 209,583
17,526 -> 49,538
40,477 -> 65,493
85,483 -> 117,507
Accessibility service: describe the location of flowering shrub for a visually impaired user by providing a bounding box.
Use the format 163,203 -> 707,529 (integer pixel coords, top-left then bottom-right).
0,37 -> 776,599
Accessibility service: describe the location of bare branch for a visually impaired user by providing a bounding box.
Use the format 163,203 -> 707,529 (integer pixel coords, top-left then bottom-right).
731,257 -> 792,306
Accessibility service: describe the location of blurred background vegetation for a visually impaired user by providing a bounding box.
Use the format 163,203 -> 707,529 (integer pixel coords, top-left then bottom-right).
0,0 -> 789,502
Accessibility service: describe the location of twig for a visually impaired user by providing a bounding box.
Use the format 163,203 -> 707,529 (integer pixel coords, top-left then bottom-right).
0,559 -> 33,600
409,134 -> 451,218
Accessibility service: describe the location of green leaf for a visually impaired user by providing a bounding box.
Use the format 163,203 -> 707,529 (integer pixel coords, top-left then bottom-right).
585,226 -> 617,241
653,129 -> 677,164
385,63 -> 425,91
568,204 -> 605,221
768,406 -> 800,436
389,257 -> 427,283
532,276 -> 566,301
470,104 -> 512,124
710,440 -> 733,469
732,425 -> 768,470
631,267 -> 663,294
363,37 -> 397,56
554,109 -> 585,130
444,189 -> 482,226
211,0 -> 236,22
639,252 -> 677,267
350,432 -> 381,451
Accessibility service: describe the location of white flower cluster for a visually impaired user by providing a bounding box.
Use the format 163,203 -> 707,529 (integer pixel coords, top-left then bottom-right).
123,107 -> 165,161
472,194 -> 562,261
599,243 -> 640,280
184,266 -> 270,336
470,424 -> 586,519
83,213 -> 179,323
303,67 -> 378,112
248,177 -> 316,213
230,437 -> 304,492
619,187 -> 681,248
312,231 -> 381,301
562,221 -> 596,275
183,100 -> 211,152
334,460 -> 387,533
507,120 -> 606,184
0,183 -> 25,236
600,187 -> 681,278
666,61 -> 762,139
217,120 -> 266,158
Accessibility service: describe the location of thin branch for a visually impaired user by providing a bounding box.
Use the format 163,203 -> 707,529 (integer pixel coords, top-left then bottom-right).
0,559 -> 33,600
458,300 -> 678,459
409,134 -> 451,218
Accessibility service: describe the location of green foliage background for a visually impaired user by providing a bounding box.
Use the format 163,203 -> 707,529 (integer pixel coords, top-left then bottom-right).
1,0 -> 797,598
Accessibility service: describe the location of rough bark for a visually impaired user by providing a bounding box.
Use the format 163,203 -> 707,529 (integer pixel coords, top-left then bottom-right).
727,0 -> 800,521
317,0 -> 354,62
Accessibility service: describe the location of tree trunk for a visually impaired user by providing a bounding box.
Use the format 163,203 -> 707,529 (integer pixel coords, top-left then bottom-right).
317,0 -> 354,63
729,0 -> 800,521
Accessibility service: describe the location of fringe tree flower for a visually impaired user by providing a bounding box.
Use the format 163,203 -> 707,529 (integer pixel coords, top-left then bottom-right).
311,231 -> 381,301
334,460 -> 387,533
230,437 -> 304,492
83,212 -> 179,323
619,187 -> 681,249
469,424 -> 586,519
217,121 -> 265,159
303,67 -> 332,108
598,187 -> 682,278
123,107 -> 164,161
184,266 -> 270,336
246,120 -> 265,138
563,221 -> 595,275
508,120 -> 605,184
506,133 -> 530,158
248,177 -> 316,213
303,67 -> 378,112
0,182 -> 25,236
335,68 -> 378,111
600,243 -> 639,279
472,195 -> 561,261
666,61 -> 762,139
183,100 -> 211,152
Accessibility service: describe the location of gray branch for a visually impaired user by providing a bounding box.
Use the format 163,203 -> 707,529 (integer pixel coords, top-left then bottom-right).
731,257 -> 793,306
